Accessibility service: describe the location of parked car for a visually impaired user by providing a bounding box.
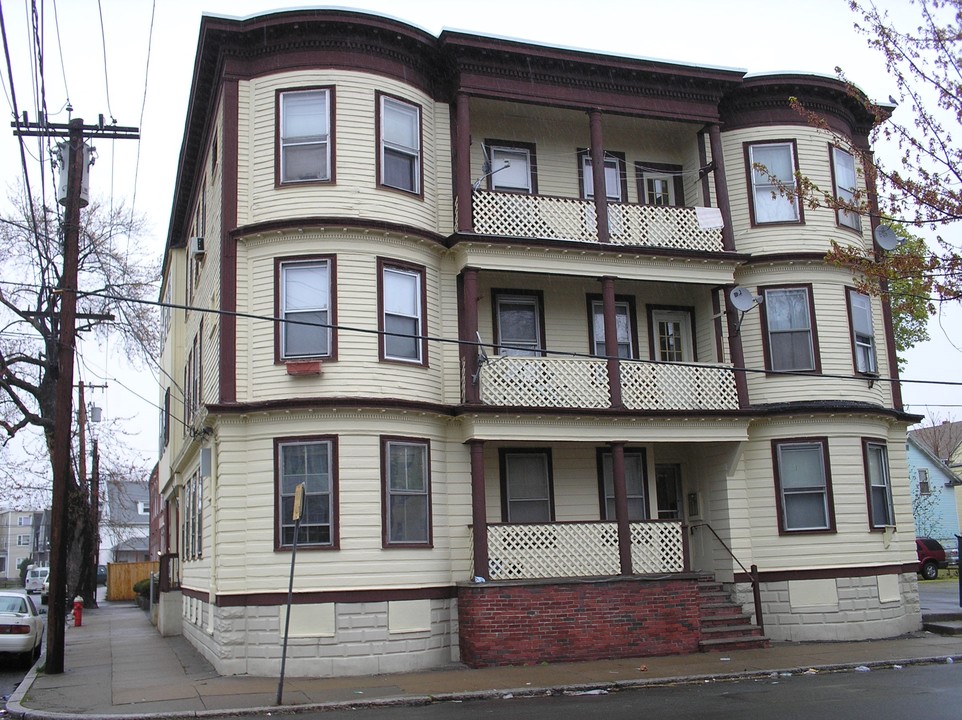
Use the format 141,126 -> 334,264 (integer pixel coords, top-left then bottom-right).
0,590 -> 44,667
97,564 -> 107,586
916,537 -> 948,580
24,566 -> 49,594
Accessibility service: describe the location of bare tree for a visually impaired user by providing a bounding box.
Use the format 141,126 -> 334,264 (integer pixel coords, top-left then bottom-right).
912,415 -> 962,462
0,188 -> 159,605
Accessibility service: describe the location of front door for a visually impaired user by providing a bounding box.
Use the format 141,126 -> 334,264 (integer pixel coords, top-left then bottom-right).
655,464 -> 682,519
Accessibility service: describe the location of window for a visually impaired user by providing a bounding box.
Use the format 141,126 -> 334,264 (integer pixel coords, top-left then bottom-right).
485,141 -> 536,193
379,260 -> 426,364
773,439 -> 834,533
636,162 -> 684,206
762,286 -> 818,372
182,472 -> 202,560
275,438 -> 337,549
383,438 -> 431,546
580,152 -> 625,201
494,292 -> 544,356
379,95 -> 421,194
17,516 -> 31,526
747,141 -> 800,224
598,449 -> 648,521
278,258 -> 333,361
500,450 -> 554,523
918,467 -> 931,495
649,307 -> 695,363
832,146 -> 860,230
17,534 -> 30,546
589,296 -> 634,358
137,502 -> 150,516
655,464 -> 683,520
161,387 -> 170,449
279,88 -> 331,184
864,440 -> 895,529
847,289 -> 877,374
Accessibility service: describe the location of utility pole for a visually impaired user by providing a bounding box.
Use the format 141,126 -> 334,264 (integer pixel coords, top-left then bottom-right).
11,115 -> 138,674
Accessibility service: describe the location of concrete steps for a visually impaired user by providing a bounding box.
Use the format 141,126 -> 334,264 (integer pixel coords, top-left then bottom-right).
696,575 -> 769,652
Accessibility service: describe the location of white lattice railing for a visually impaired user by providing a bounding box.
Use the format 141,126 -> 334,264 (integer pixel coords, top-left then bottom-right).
472,190 -> 724,252
485,521 -> 685,580
478,357 -> 738,411
620,361 -> 739,411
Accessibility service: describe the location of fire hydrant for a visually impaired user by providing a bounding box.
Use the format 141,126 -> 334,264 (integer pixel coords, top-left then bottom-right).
72,596 -> 83,627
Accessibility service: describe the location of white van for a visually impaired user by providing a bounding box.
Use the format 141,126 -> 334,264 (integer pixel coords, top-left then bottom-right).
25,566 -> 49,594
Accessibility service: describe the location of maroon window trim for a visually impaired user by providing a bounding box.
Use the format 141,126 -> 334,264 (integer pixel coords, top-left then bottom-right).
862,438 -> 895,531
381,435 -> 433,548
758,283 -> 821,374
377,257 -> 429,367
273,435 -> 340,552
498,448 -> 556,523
273,254 -> 338,365
634,161 -> 686,207
274,86 -> 336,188
577,149 -> 628,201
743,139 -> 805,227
595,446 -> 650,521
646,304 -> 698,362
491,288 -> 547,357
375,91 -> 424,199
771,437 -> 837,535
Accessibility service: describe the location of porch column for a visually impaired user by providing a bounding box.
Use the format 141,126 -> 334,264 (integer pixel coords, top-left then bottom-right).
588,109 -> 610,243
601,275 -> 623,409
455,92 -> 473,233
469,440 -> 490,580
707,124 -> 735,252
724,287 -> 750,408
461,268 -> 480,404
610,441 -> 632,575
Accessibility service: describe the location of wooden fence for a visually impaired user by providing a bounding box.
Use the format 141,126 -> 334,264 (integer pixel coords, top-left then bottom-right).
106,561 -> 158,601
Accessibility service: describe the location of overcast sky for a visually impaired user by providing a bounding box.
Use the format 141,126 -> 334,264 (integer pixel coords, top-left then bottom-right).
1,0 -> 958,461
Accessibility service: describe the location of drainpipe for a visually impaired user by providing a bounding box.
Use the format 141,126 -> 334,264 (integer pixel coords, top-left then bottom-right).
469,441 -> 489,580
588,109 -> 610,243
610,442 -> 632,575
455,92 -> 473,234
601,276 -> 623,409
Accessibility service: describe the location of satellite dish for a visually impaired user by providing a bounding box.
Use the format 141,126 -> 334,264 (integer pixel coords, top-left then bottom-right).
874,225 -> 901,251
730,286 -> 756,313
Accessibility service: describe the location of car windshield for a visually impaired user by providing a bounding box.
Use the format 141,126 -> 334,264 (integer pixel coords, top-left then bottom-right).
0,597 -> 28,613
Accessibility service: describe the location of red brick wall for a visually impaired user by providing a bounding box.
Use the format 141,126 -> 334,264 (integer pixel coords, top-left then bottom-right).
457,576 -> 701,667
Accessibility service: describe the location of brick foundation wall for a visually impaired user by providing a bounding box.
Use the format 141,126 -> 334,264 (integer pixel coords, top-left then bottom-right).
457,576 -> 701,667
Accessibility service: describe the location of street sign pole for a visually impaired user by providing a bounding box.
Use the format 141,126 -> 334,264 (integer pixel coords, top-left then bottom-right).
276,482 -> 305,705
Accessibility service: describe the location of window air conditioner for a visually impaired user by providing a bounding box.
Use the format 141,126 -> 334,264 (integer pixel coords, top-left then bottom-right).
189,236 -> 205,257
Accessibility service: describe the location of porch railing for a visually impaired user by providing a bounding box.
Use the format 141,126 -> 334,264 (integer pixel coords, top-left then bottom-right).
472,190 -> 724,253
478,356 -> 739,411
485,520 -> 685,580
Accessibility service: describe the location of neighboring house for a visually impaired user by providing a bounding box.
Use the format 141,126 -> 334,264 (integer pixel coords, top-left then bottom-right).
907,433 -> 961,547
157,10 -> 921,676
101,480 -> 151,564
912,419 -> 962,534
0,509 -> 40,581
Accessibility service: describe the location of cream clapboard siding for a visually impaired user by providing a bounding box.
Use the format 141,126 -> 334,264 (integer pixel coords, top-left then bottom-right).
477,272 -> 721,362
740,417 -> 916,571
159,250 -> 187,487
737,263 -> 894,407
721,125 -> 872,256
469,98 -> 704,205
235,231 -> 451,405
210,412 -> 473,594
238,71 -> 450,235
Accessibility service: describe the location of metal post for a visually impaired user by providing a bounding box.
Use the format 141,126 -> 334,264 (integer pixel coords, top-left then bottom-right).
277,483 -> 305,705
956,535 -> 961,608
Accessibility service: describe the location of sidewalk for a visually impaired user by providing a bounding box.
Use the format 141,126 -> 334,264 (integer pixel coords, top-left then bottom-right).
6,590 -> 962,720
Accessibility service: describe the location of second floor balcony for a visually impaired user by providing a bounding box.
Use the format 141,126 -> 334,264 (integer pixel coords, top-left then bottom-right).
472,190 -> 725,253
476,356 -> 739,412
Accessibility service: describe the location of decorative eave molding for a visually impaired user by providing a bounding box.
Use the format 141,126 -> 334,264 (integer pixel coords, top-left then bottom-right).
206,396 -> 456,419
232,217 -> 448,249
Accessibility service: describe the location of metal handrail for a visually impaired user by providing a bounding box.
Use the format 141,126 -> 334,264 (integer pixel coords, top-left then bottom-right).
689,522 -> 764,635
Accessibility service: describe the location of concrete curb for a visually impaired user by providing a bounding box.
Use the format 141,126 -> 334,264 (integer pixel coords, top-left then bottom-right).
7,654 -> 961,720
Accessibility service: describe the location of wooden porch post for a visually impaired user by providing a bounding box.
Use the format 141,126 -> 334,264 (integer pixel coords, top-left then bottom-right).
455,92 -> 473,233
724,287 -> 750,408
588,109 -> 610,243
707,124 -> 735,252
601,275 -> 623,409
610,441 -> 632,575
469,440 -> 490,580
461,268 -> 480,404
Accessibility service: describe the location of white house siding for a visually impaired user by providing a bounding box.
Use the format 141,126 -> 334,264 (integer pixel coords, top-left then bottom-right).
737,262 -> 895,408
235,231 -> 450,405
722,126 -> 871,257
239,71 -> 450,235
